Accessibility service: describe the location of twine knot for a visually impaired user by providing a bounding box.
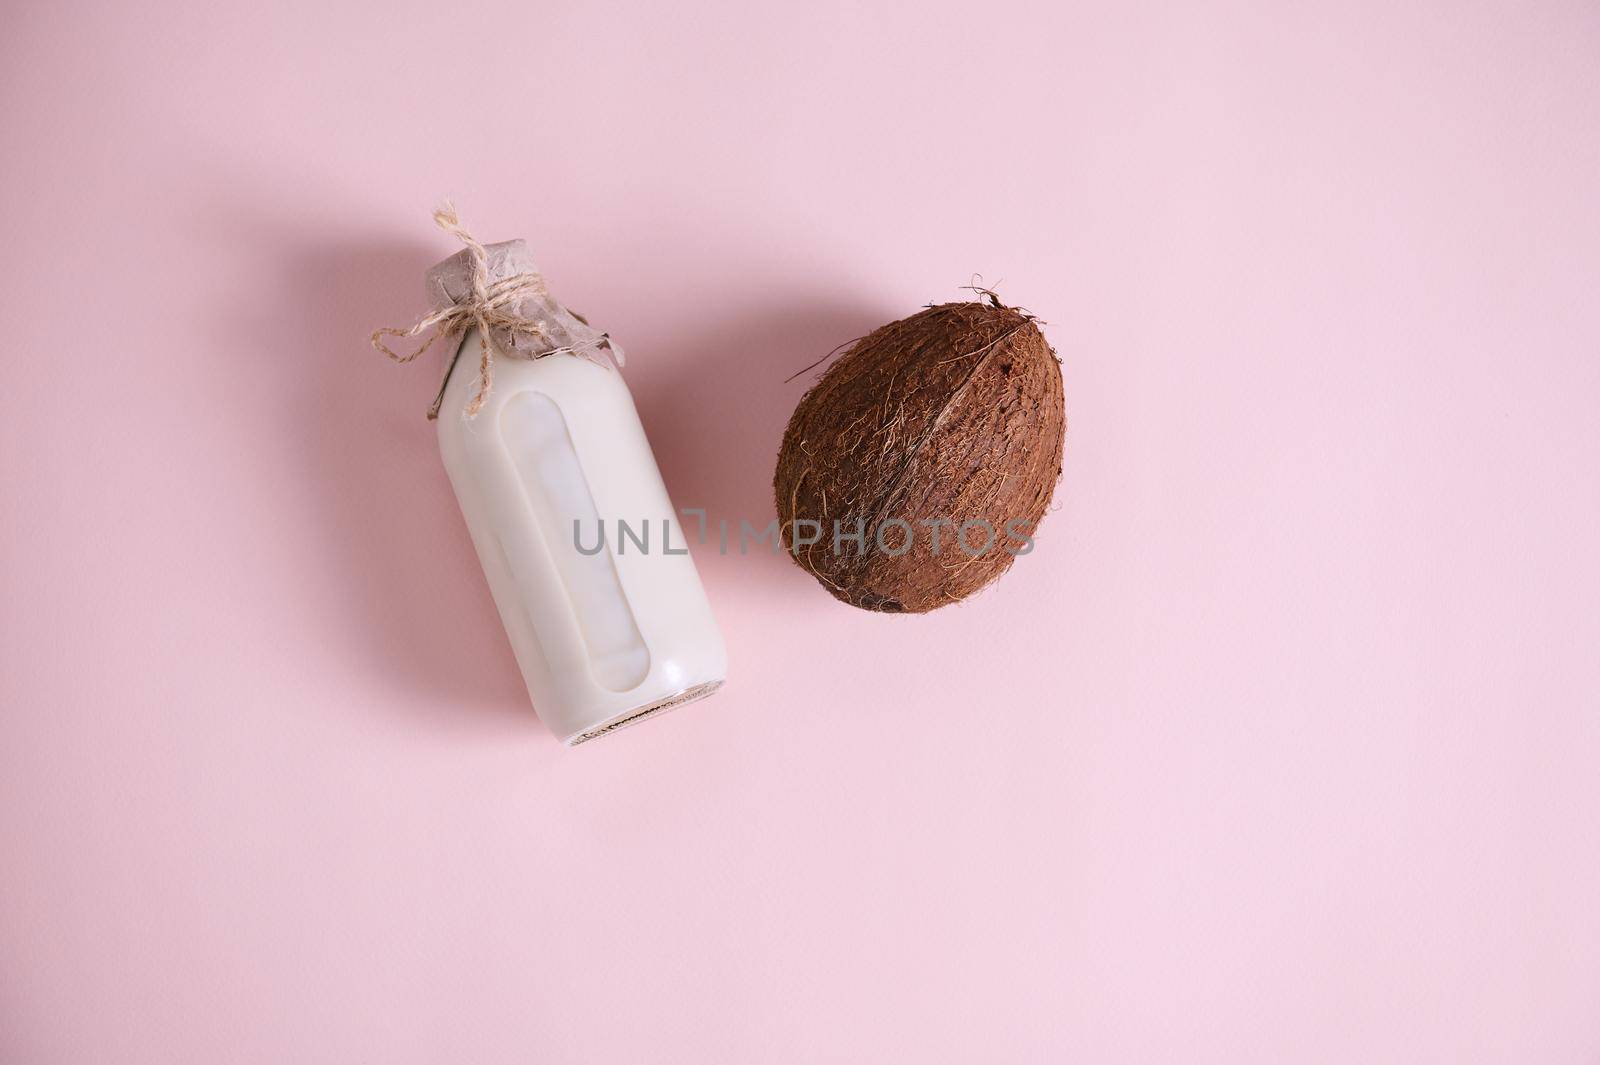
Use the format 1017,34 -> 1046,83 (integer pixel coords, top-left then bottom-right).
371,204 -> 611,419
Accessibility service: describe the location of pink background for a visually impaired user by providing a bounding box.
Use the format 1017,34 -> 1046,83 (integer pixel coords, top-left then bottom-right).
3,1 -> 1598,1061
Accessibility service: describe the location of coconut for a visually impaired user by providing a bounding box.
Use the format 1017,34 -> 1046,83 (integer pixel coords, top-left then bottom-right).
773,295 -> 1065,613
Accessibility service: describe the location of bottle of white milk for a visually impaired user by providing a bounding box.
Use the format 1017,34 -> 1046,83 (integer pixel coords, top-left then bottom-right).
409,231 -> 726,745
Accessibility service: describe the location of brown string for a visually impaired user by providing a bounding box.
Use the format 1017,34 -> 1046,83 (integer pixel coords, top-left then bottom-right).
370,204 -> 560,419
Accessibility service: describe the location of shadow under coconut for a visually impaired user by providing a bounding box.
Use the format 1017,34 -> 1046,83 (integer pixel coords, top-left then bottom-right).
634,297 -> 897,604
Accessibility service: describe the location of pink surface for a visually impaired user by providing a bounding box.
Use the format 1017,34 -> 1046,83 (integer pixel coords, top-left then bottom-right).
2,1 -> 1598,1061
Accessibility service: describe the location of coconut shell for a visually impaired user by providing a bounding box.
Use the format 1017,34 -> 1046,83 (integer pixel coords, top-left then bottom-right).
773,296 -> 1065,612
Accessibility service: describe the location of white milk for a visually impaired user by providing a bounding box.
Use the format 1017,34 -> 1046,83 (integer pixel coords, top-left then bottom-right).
435,326 -> 727,744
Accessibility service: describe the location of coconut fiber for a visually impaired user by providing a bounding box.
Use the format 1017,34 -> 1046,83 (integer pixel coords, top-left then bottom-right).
774,295 -> 1065,613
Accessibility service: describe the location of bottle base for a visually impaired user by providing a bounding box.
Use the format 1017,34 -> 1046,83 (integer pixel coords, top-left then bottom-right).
566,680 -> 725,746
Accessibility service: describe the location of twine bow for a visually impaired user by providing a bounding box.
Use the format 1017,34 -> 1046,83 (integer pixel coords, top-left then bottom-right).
371,204 -> 608,419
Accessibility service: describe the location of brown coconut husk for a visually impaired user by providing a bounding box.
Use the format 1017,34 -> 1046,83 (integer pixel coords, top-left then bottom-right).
773,294 -> 1065,613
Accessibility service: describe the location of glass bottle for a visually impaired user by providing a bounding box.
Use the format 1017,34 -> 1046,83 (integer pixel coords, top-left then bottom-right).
427,240 -> 727,744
